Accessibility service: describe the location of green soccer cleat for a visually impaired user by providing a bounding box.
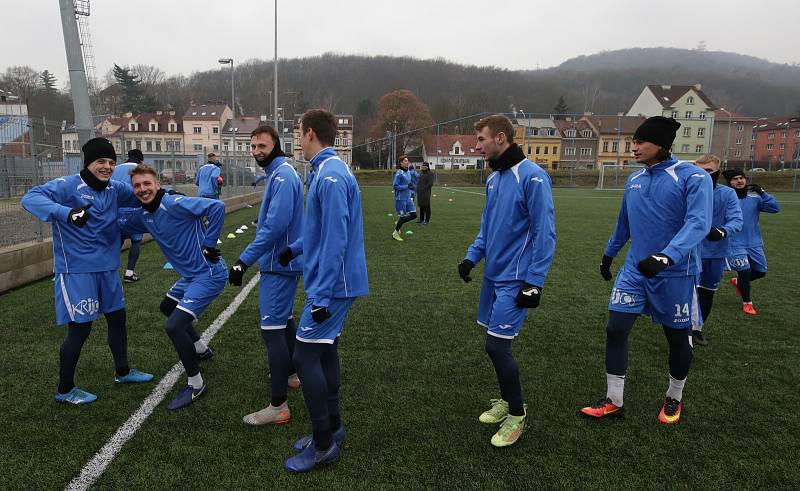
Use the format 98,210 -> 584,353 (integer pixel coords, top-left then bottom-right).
392,230 -> 403,242
479,399 -> 509,424
491,411 -> 526,447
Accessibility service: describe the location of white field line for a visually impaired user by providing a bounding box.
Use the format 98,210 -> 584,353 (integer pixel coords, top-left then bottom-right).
65,273 -> 260,491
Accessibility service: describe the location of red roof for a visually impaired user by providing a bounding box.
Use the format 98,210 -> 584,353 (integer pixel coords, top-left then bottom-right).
422,134 -> 482,157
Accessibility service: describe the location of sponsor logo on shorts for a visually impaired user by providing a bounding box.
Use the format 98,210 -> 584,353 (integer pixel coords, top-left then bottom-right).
71,298 -> 100,317
610,288 -> 636,306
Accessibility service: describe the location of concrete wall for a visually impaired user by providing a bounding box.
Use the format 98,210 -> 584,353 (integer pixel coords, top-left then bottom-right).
0,192 -> 261,294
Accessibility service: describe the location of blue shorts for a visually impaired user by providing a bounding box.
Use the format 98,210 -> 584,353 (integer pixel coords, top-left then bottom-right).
406,197 -> 416,213
296,298 -> 356,344
54,271 -> 125,325
395,198 -> 413,216
608,267 -> 700,330
118,209 -> 143,242
477,278 -> 529,340
259,273 -> 299,330
166,268 -> 227,319
728,247 -> 767,273
699,258 -> 727,290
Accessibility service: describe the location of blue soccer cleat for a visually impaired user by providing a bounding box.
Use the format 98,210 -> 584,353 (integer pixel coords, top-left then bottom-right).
114,369 -> 154,384
55,387 -> 97,405
293,424 -> 346,452
167,384 -> 207,411
196,347 -> 214,361
284,440 -> 340,473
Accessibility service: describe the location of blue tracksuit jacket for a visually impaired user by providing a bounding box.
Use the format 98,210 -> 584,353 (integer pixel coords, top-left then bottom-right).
112,161 -> 141,214
292,147 -> 368,306
393,169 -> 411,201
730,190 -> 780,250
123,193 -> 226,278
464,159 -> 556,287
604,157 -> 713,276
22,174 -> 140,273
195,163 -> 221,197
409,168 -> 420,192
238,156 -> 304,273
700,184 -> 743,259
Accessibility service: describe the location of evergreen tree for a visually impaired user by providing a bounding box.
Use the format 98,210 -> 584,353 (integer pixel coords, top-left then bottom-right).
113,63 -> 142,113
40,70 -> 57,93
553,95 -> 568,115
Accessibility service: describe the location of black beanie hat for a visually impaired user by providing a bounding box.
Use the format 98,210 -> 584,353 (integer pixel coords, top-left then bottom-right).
82,137 -> 116,167
127,149 -> 144,163
633,116 -> 681,150
722,169 -> 745,184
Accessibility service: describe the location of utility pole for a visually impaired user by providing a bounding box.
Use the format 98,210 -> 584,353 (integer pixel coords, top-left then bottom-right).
58,0 -> 93,150
273,0 -> 279,131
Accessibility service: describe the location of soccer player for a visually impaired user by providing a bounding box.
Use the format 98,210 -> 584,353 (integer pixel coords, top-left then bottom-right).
458,114 -> 556,447
228,125 -> 304,425
21,137 -> 153,405
123,164 -> 228,411
279,109 -> 368,473
582,116 -> 712,424
691,155 -> 742,346
722,169 -> 781,316
195,153 -> 222,199
112,149 -> 145,283
391,155 -> 417,241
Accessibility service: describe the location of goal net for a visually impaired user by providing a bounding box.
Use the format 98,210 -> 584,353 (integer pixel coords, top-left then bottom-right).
596,164 -> 646,190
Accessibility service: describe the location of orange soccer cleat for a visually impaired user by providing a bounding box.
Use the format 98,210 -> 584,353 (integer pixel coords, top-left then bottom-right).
658,397 -> 683,424
580,397 -> 624,418
743,302 -> 757,316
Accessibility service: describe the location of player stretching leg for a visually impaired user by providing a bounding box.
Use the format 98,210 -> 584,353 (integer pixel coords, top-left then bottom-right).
582,117 -> 712,424
22,138 -> 153,405
459,114 -> 556,447
692,155 -> 742,346
124,164 -> 228,410
721,169 -> 780,316
229,124 -> 304,425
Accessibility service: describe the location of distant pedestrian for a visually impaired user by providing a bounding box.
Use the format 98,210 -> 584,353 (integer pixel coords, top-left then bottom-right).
416,162 -> 434,224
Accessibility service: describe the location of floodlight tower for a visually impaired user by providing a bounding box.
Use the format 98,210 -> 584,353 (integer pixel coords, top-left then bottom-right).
59,0 -> 94,149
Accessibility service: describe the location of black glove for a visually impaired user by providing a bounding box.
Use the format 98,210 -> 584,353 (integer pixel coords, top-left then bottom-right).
228,259 -> 248,286
515,283 -> 542,309
166,189 -> 185,196
637,253 -> 674,278
311,305 -> 331,323
67,203 -> 92,227
457,259 -> 474,283
202,246 -> 221,263
706,227 -> 727,241
251,181 -> 257,187
278,247 -> 295,267
600,254 -> 614,281
748,184 -> 764,195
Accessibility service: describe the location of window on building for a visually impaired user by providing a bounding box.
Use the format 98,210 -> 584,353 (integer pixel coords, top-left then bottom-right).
737,124 -> 744,132
129,123 -> 138,131
580,147 -> 592,156
766,144 -> 773,150
780,143 -> 786,150
213,144 -> 219,151
283,142 -> 292,154
752,133 -> 757,140
612,141 -> 619,153
565,129 -> 576,138
527,145 -> 532,155
193,127 -> 202,134
683,127 -> 691,137
564,147 -> 576,156
781,131 -> 787,138
736,138 -> 742,145
671,111 -> 679,119
155,141 -> 161,152
581,129 -> 591,138
149,122 -> 158,131
544,146 -> 549,155
223,143 -> 229,151
697,128 -> 705,137
335,137 -> 341,146
796,130 -> 800,137
146,141 -> 153,151
687,96 -> 694,104
126,140 -> 132,151
602,141 -> 609,153
698,112 -> 706,120
193,144 -> 203,151
685,111 -> 693,119
552,146 -> 557,155
681,144 -> 690,152
535,146 -> 541,155
735,149 -> 741,157
624,141 -> 631,153
695,145 -> 703,153
169,123 -> 177,132
768,132 -> 775,139
213,127 -> 219,134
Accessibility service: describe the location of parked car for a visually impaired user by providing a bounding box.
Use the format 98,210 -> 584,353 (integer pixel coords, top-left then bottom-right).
751,168 -> 766,172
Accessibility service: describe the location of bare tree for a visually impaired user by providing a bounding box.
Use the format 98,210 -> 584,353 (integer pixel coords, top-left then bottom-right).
1,65 -> 40,102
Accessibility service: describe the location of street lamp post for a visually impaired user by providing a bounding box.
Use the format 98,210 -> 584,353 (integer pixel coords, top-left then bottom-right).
720,107 -> 733,168
219,58 -> 235,192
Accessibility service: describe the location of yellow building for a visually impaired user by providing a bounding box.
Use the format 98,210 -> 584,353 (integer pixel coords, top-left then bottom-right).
581,114 -> 645,166
513,117 -> 561,169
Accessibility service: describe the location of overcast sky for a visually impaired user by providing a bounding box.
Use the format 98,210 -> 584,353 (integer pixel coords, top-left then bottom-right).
3,0 -> 796,87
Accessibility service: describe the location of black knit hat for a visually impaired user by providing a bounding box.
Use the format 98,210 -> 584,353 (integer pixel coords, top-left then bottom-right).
722,169 -> 745,184
82,137 -> 116,167
127,149 -> 144,163
633,116 -> 681,150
